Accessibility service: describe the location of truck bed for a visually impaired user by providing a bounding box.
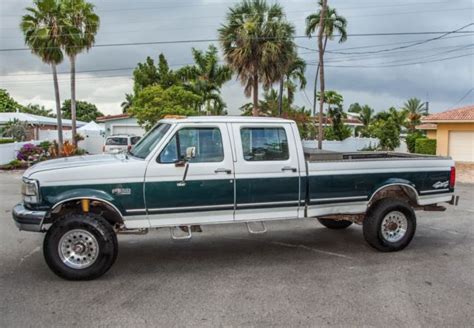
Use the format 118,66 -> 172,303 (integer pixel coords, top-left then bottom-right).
304,148 -> 447,162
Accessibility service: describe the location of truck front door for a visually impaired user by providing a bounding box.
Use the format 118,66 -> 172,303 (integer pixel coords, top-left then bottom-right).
231,123 -> 302,221
145,123 -> 235,227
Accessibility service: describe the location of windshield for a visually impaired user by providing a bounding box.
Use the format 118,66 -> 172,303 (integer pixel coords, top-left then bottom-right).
129,123 -> 171,159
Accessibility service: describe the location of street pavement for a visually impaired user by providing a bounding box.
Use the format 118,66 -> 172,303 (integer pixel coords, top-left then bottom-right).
0,171 -> 473,327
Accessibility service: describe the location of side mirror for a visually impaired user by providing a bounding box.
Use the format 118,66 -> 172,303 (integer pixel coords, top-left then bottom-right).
185,146 -> 196,160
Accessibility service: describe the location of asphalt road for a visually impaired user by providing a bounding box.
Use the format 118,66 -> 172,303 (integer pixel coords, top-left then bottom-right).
0,171 -> 473,327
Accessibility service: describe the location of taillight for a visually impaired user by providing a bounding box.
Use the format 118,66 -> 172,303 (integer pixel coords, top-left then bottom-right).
449,166 -> 456,189
128,145 -> 132,151
102,145 -> 105,152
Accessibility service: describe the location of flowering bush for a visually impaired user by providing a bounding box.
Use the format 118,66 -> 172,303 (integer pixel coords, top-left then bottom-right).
16,143 -> 46,162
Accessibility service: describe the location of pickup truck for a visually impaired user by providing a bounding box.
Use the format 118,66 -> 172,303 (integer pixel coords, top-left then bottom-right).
13,116 -> 458,280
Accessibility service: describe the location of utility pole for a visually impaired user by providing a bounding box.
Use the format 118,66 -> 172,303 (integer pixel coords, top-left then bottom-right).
317,0 -> 328,149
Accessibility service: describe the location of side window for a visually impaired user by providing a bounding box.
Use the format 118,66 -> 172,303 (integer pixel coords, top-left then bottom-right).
241,127 -> 289,161
158,127 -> 224,163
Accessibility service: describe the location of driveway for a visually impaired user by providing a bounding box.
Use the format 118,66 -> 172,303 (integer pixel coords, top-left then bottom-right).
0,171 -> 473,327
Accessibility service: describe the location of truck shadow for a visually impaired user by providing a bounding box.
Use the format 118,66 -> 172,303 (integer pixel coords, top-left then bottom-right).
110,223 -> 456,277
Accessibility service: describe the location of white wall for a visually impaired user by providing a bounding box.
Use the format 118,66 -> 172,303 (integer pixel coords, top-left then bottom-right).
0,140 -> 41,165
303,137 -> 380,152
38,129 -> 105,155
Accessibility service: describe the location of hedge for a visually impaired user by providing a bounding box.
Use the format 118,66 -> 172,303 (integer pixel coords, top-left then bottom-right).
0,138 -> 15,144
415,138 -> 436,155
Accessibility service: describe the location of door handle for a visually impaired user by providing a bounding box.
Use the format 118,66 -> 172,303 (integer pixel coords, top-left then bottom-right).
281,166 -> 297,173
215,168 -> 232,174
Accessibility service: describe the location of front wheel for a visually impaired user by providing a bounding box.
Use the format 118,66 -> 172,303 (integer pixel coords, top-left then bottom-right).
43,214 -> 118,280
363,198 -> 416,252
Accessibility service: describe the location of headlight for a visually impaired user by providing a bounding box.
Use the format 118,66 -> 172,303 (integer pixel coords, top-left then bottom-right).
21,178 -> 40,204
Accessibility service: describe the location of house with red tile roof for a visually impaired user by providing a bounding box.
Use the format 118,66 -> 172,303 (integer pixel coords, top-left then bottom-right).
418,105 -> 474,162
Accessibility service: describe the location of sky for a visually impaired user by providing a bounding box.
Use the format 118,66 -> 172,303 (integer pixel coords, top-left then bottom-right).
0,0 -> 473,116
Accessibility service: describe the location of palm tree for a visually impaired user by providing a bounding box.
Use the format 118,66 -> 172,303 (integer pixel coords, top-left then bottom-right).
178,45 -> 232,115
278,52 -> 306,115
62,0 -> 99,146
21,0 -> 66,152
306,1 -> 347,148
121,93 -> 134,113
402,98 -> 427,131
348,103 -> 374,136
388,106 -> 408,132
219,0 -> 295,116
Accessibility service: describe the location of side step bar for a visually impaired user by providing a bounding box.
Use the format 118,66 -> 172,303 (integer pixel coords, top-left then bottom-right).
246,221 -> 267,234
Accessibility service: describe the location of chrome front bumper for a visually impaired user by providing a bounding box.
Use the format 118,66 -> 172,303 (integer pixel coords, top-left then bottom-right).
12,203 -> 47,232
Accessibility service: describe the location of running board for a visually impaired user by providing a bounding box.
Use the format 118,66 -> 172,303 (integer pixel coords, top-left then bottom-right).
246,221 -> 267,234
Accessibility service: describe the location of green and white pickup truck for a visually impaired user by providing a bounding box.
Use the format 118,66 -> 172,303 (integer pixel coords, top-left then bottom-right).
13,116 -> 458,280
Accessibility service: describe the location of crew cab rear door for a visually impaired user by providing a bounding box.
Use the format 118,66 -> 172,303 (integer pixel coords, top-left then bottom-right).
231,122 -> 301,221
145,123 -> 235,227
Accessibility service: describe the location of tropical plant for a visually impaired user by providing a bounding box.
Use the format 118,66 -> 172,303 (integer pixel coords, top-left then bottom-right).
415,138 -> 436,155
17,143 -> 45,162
178,45 -> 232,115
128,85 -> 201,130
402,97 -> 427,131
23,104 -> 55,117
121,93 -> 134,113
406,131 -> 426,153
61,0 -> 100,146
372,118 -> 401,151
20,0 -> 66,152
219,0 -> 295,116
61,99 -> 103,122
278,52 -> 306,114
326,105 -> 351,141
1,119 -> 30,141
306,0 -> 347,148
132,54 -> 180,94
0,89 -> 23,112
348,103 -> 374,137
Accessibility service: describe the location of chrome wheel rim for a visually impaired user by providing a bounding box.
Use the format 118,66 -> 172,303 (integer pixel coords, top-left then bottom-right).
381,211 -> 408,243
58,229 -> 99,269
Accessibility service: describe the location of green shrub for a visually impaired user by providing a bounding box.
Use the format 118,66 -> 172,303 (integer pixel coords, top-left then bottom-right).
406,131 -> 425,153
415,138 -> 436,155
0,138 -> 15,144
39,140 -> 52,152
1,159 -> 27,170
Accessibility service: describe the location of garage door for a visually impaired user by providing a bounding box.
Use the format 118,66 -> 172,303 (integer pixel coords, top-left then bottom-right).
449,131 -> 474,162
111,125 -> 145,136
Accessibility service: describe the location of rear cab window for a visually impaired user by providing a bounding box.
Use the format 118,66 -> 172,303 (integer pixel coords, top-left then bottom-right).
130,136 -> 141,145
240,127 -> 289,161
106,137 -> 128,146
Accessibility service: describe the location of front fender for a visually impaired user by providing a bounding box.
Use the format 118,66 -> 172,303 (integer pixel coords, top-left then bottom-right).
44,188 -> 125,215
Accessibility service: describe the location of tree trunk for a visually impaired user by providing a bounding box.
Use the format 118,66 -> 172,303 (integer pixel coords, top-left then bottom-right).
278,77 -> 284,117
312,36 -> 328,116
317,0 -> 328,150
51,63 -> 63,153
252,74 -> 259,117
70,55 -> 77,147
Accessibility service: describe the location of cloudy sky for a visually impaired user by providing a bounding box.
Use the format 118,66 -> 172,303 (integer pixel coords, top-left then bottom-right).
0,0 -> 473,116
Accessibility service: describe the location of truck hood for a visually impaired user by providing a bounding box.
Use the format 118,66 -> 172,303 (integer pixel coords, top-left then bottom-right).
24,154 -> 132,178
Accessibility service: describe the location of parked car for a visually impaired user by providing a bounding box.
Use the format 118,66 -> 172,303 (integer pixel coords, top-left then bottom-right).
12,116 -> 458,280
103,135 -> 141,153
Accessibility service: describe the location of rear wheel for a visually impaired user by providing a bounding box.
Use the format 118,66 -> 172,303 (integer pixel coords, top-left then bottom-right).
363,198 -> 416,252
43,214 -> 118,280
318,218 -> 353,230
